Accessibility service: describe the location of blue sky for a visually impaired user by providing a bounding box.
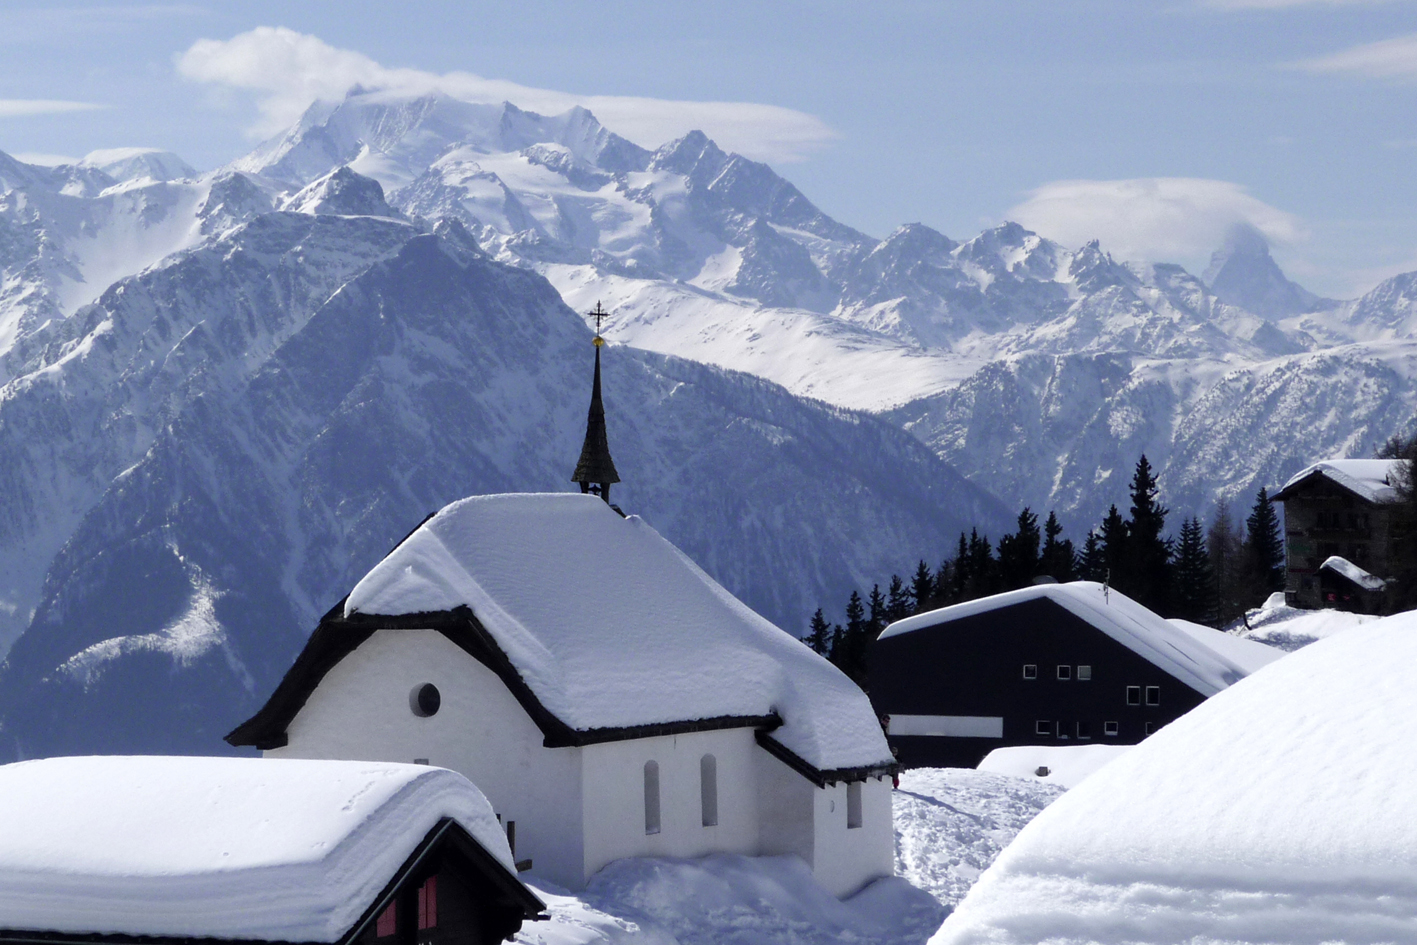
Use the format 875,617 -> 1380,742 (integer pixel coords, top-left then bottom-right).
2,1 -> 1416,296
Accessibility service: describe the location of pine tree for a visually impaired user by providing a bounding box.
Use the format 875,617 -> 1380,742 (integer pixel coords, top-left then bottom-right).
1243,487 -> 1285,598
965,529 -> 998,599
867,584 -> 886,637
1208,498 -> 1246,626
951,533 -> 970,600
837,590 -> 869,685
1377,433 -> 1417,612
1080,530 -> 1105,581
932,558 -> 956,607
1039,510 -> 1077,582
1121,455 -> 1172,612
997,508 -> 1041,590
910,559 -> 935,613
1098,505 -> 1128,586
886,575 -> 911,623
806,608 -> 831,654
1173,516 -> 1214,624
828,622 -> 844,664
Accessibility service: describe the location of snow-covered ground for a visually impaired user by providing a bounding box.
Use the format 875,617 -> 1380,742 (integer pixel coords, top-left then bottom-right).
1234,592 -> 1376,652
519,855 -> 945,945
893,769 -> 1063,910
512,766 -> 1064,945
976,745 -> 1133,790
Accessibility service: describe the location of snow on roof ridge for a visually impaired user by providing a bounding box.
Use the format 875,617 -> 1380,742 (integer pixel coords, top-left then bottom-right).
1320,555 -> 1388,591
343,492 -> 892,774
880,581 -> 1251,696
1278,458 -> 1402,504
0,756 -> 511,943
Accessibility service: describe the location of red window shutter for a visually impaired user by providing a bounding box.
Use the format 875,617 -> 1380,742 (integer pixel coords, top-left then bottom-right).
376,903 -> 396,938
418,875 -> 438,930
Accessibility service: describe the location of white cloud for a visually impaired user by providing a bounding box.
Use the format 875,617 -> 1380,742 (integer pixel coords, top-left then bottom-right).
176,27 -> 837,163
0,99 -> 103,118
1008,177 -> 1305,263
1297,32 -> 1417,78
12,151 -> 81,166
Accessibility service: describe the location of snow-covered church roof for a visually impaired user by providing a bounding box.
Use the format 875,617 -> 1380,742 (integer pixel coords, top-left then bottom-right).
932,606 -> 1417,944
879,581 -> 1262,696
0,756 -> 524,943
1275,458 -> 1403,504
235,493 -> 893,778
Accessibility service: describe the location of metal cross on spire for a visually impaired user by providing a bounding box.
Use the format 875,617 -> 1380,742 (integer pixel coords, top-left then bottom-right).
590,301 -> 609,347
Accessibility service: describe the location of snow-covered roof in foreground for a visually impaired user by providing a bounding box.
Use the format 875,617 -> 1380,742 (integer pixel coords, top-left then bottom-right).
0,756 -> 511,943
1277,458 -> 1402,503
1321,554 -> 1388,590
932,610 -> 1417,945
344,493 -> 892,774
879,582 -> 1253,696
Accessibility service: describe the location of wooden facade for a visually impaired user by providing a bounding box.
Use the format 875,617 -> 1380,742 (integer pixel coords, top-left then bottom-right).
869,596 -> 1208,768
1273,473 -> 1397,613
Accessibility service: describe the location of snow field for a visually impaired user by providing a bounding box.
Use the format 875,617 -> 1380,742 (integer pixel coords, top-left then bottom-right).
932,609 -> 1417,945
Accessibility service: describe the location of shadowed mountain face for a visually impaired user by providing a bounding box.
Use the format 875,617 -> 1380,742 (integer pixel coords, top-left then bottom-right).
0,212 -> 1007,760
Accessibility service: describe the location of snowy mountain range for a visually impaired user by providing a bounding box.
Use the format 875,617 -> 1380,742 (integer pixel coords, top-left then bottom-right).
0,164 -> 1003,758
210,90 -> 1417,530
3,87 -> 1416,756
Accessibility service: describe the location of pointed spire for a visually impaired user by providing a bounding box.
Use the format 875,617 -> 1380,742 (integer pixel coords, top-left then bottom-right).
572,303 -> 621,503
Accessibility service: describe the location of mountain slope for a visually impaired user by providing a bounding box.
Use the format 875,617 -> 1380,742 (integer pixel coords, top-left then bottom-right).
0,209 -> 1007,759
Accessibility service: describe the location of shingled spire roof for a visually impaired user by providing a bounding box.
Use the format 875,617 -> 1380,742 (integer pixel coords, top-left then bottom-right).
571,304 -> 620,501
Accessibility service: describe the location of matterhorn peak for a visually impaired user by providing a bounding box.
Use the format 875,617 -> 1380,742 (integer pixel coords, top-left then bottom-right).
1203,223 -> 1326,319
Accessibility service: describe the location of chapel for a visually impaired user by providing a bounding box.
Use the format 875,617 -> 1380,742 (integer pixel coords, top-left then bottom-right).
228,310 -> 896,896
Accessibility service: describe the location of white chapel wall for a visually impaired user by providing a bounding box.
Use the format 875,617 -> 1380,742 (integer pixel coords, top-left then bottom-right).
808,776 -> 895,897
267,629 -> 586,888
580,727 -> 760,880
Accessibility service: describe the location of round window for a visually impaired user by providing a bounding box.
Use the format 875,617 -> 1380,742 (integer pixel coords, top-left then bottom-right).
410,683 -> 441,718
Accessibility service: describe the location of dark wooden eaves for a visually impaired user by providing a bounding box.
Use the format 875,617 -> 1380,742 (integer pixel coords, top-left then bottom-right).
754,730 -> 898,787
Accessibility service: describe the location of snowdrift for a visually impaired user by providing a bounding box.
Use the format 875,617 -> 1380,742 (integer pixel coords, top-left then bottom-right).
932,608 -> 1417,944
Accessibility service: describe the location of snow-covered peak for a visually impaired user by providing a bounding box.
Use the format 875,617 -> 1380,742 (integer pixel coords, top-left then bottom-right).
281,166 -> 400,218
1202,223 -> 1328,319
236,90 -> 647,193
80,148 -> 197,184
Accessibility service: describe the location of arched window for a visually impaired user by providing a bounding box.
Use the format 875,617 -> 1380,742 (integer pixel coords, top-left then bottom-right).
700,754 -> 718,827
643,760 -> 661,835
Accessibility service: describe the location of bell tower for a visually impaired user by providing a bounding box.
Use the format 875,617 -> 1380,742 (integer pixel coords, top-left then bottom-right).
571,302 -> 621,504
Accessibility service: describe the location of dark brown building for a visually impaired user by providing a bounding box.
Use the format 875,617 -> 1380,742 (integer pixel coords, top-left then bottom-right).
1272,460 -> 1401,613
869,582 -> 1279,768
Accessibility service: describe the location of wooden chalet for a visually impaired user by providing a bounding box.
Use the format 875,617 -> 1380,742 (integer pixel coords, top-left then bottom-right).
868,582 -> 1279,768
1272,459 -> 1402,614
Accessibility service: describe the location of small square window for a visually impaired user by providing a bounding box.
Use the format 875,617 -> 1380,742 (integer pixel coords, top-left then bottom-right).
1035,720 -> 1052,736
1145,722 -> 1156,736
1145,686 -> 1160,706
1022,663 -> 1038,680
1056,664 -> 1072,681
1055,722 -> 1068,740
1076,721 -> 1091,739
1077,665 -> 1092,681
1126,686 -> 1141,706
1104,721 -> 1119,737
